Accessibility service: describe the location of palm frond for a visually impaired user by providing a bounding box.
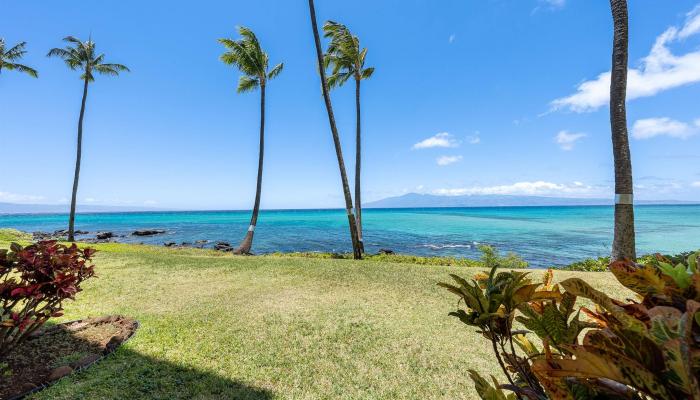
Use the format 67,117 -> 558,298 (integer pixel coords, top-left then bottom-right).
361,67 -> 374,80
4,42 -> 28,60
267,63 -> 284,80
6,63 -> 38,78
237,75 -> 260,93
327,71 -> 352,89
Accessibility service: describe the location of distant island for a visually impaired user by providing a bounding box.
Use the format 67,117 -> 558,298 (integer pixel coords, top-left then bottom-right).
364,193 -> 699,208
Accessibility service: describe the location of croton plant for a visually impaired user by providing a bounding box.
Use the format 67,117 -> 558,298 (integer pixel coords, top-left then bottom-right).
440,252 -> 700,400
0,241 -> 95,357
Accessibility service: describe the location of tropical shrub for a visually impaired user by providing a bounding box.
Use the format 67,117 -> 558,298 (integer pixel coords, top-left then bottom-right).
478,244 -> 529,270
440,251 -> 700,399
0,241 -> 95,357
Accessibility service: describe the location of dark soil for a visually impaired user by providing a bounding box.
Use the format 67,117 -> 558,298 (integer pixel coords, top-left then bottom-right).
0,316 -> 138,400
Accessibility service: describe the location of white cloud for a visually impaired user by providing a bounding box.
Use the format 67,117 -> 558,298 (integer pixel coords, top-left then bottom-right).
543,0 -> 565,7
468,131 -> 481,144
436,155 -> 463,166
412,132 -> 460,149
448,34 -> 456,44
691,181 -> 700,188
144,200 -> 158,206
555,130 -> 586,150
632,117 -> 700,139
433,180 -> 596,196
551,6 -> 700,112
0,191 -> 45,204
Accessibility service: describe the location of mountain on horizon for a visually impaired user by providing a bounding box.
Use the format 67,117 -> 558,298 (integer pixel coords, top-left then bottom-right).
364,193 -> 698,208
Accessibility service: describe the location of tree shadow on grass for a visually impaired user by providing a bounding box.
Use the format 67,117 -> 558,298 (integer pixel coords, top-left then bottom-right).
4,320 -> 272,400
31,347 -> 273,400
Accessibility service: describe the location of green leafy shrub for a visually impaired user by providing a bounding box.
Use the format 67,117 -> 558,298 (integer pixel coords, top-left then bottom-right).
440,251 -> 700,399
0,241 -> 96,357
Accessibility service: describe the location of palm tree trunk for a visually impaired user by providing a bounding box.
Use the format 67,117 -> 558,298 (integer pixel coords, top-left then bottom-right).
308,0 -> 362,260
68,77 -> 89,242
354,77 -> 364,254
235,83 -> 266,254
609,0 -> 636,261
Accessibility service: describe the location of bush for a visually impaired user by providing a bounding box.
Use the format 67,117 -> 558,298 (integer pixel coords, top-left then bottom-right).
0,241 -> 96,357
440,251 -> 700,399
478,244 -> 528,270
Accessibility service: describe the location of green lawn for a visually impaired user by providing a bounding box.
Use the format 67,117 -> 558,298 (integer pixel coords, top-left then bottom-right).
1,231 -> 632,399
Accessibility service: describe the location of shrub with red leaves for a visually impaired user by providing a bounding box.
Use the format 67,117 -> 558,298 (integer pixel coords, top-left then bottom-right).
0,241 -> 95,357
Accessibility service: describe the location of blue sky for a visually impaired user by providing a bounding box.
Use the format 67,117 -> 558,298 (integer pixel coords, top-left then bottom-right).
2,0 -> 700,210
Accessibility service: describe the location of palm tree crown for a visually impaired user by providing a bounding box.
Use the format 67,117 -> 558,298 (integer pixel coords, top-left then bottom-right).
0,39 -> 38,77
322,21 -> 374,88
47,36 -> 129,81
218,26 -> 283,93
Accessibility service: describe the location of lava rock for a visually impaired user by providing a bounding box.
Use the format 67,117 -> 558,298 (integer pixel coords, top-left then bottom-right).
132,229 -> 166,236
96,232 -> 114,240
214,241 -> 234,252
164,242 -> 177,247
378,249 -> 395,255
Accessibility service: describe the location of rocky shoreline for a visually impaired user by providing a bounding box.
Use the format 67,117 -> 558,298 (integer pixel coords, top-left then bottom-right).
30,229 -> 239,252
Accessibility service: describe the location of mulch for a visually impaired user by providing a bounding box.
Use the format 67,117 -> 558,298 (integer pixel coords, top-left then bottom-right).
0,316 -> 138,400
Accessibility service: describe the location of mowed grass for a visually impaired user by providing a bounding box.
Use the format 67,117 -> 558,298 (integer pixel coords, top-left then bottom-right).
1,232 -> 632,399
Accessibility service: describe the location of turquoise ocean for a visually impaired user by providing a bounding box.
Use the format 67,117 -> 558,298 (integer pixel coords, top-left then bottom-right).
1,205 -> 699,267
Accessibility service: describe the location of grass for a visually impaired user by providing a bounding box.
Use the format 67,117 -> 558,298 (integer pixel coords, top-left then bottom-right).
0,230 -> 633,399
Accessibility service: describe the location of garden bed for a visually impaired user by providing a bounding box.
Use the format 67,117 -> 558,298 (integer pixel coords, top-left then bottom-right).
0,316 -> 138,400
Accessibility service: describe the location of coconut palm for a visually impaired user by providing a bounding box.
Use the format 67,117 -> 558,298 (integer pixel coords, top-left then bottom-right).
609,0 -> 636,260
323,21 -> 374,254
0,39 -> 38,78
218,27 -> 283,255
307,0 -> 363,259
48,36 -> 129,242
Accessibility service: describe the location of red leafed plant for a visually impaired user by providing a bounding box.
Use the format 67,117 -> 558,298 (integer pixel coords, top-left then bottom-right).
0,241 -> 96,357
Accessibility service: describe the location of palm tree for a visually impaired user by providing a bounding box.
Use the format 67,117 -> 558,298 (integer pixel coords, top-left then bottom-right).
323,21 -> 374,254
307,0 -> 363,259
609,0 -> 636,260
48,36 -> 129,242
219,26 -> 284,255
0,39 -> 38,78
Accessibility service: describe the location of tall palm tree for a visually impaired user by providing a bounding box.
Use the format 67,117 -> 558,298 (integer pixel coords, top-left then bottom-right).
219,26 -> 283,255
48,36 -> 129,242
307,0 -> 363,259
0,39 -> 38,78
323,21 -> 374,254
609,0 -> 636,260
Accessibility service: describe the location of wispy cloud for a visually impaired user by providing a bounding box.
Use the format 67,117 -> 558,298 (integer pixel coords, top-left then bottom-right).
433,180 -> 597,196
436,155 -> 463,166
0,191 -> 45,204
632,117 -> 700,139
551,5 -> 700,112
412,132 -> 460,149
467,131 -> 481,144
532,0 -> 566,14
692,181 -> 700,188
555,130 -> 586,150
448,34 -> 456,44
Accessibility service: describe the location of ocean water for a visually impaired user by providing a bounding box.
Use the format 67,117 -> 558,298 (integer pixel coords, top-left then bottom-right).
1,205 -> 699,267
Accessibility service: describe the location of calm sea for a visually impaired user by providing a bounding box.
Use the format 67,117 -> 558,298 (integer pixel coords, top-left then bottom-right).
1,205 -> 698,267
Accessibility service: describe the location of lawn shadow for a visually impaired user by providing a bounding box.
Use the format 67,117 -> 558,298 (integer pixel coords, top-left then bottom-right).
1,319 -> 272,400
32,346 -> 273,400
